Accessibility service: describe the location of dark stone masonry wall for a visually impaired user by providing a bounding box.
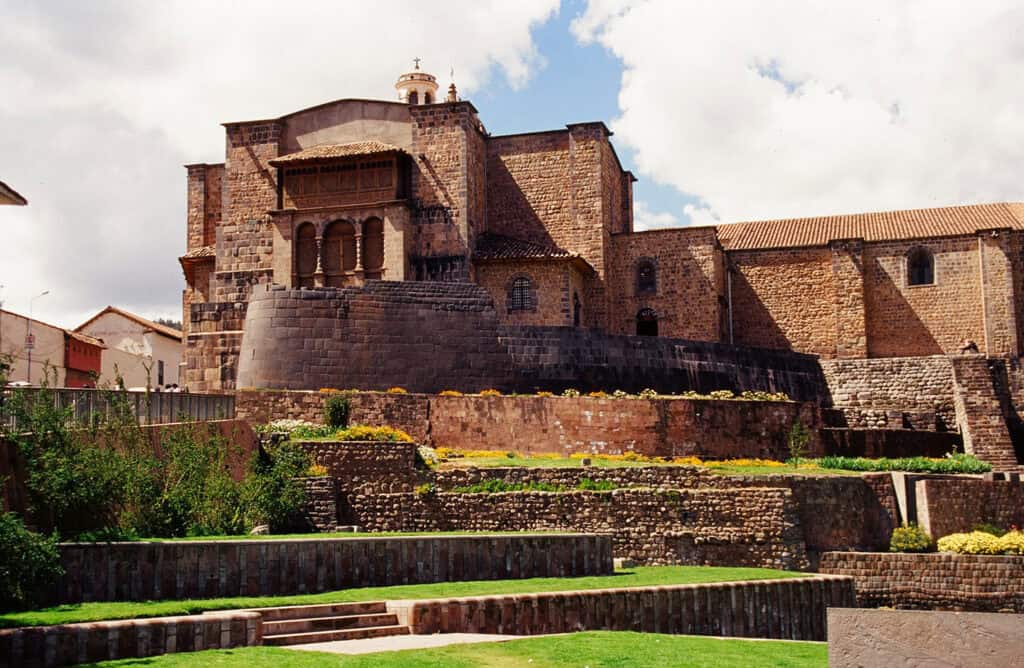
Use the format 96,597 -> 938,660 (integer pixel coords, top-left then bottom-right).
819,552 -> 1024,612
914,477 -> 1024,538
395,576 -> 856,641
234,282 -> 829,397
51,534 -> 611,605
0,612 -> 261,668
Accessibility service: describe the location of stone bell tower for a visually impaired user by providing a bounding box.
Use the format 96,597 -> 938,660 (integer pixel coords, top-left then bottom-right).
395,58 -> 439,105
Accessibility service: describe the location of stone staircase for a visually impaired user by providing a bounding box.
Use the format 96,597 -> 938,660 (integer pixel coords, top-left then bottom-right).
248,602 -> 410,646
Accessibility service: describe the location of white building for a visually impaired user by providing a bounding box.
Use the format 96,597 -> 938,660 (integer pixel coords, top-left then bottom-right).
76,307 -> 184,389
0,309 -> 69,386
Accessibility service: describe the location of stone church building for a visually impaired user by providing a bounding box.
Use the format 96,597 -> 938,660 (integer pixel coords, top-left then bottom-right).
181,63 -> 1024,393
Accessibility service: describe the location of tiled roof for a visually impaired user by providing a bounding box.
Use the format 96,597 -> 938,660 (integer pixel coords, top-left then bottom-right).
180,245 -> 214,260
76,306 -> 183,342
65,330 -> 106,348
716,202 -> 1024,251
269,141 -> 405,166
473,233 -> 576,261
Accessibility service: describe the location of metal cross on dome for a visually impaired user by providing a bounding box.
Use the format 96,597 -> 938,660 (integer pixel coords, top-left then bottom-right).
413,57 -> 421,69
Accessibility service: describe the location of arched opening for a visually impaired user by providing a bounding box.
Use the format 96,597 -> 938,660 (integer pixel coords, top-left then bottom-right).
424,92 -> 433,104
907,247 -> 934,286
408,90 -> 419,105
637,259 -> 657,294
295,222 -> 317,287
508,276 -> 534,312
636,308 -> 658,337
362,217 -> 385,279
322,220 -> 356,287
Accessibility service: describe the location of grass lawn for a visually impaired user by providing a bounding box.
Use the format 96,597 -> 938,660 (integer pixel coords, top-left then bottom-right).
85,631 -> 826,667
0,566 -> 804,629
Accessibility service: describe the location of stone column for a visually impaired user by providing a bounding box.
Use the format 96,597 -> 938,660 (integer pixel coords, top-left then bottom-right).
313,235 -> 325,287
354,219 -> 364,276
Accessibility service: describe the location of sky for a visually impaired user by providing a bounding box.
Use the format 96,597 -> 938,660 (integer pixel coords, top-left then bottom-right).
1,0 -> 1022,328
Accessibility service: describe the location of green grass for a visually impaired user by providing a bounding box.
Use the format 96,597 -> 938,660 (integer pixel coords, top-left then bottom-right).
0,566 -> 803,629
86,631 -> 826,667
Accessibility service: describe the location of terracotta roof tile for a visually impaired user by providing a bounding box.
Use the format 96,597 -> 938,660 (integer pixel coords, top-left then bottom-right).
269,141 -> 405,166
716,202 -> 1024,251
0,179 -> 27,206
473,233 -> 575,261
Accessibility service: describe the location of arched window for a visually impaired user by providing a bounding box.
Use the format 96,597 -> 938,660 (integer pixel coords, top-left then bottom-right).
362,217 -> 385,279
295,222 -> 317,288
907,247 -> 934,286
508,276 -> 534,312
424,92 -> 433,104
323,220 -> 356,287
636,307 -> 658,337
637,259 -> 657,294
408,90 -> 419,105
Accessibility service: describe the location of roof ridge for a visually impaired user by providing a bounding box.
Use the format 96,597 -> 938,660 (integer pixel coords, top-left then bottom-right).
76,306 -> 182,340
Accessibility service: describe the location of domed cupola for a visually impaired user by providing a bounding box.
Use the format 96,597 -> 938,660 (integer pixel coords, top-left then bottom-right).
395,58 -> 439,105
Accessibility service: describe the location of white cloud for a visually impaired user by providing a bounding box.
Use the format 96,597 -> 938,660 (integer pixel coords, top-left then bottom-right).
574,0 -> 1024,226
0,0 -> 558,327
632,200 -> 679,230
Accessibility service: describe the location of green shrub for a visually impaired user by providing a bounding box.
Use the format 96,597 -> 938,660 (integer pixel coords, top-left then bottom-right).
241,440 -> 311,532
324,395 -> 351,429
452,479 -> 564,493
577,478 -> 617,491
819,454 -> 990,474
890,524 -> 934,552
788,422 -> 811,463
0,513 -> 63,611
972,522 -> 1007,537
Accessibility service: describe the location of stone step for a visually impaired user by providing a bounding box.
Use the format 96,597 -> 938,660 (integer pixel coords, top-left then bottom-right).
264,612 -> 399,635
240,601 -> 387,621
263,624 -> 411,646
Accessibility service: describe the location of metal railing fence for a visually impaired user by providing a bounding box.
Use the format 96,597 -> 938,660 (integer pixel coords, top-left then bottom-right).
0,388 -> 235,430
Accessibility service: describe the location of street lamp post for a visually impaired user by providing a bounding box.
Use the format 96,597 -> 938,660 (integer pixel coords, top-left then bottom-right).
26,290 -> 50,384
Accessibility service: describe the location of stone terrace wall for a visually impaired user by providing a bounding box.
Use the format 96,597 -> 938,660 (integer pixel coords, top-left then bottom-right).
0,611 -> 261,668
818,428 -> 960,458
430,468 -> 898,566
819,356 -> 956,429
915,477 -> 1024,538
500,326 -> 827,399
236,390 -> 822,460
350,489 -> 809,570
297,441 -> 421,493
51,534 -> 610,605
819,552 -> 1024,612
395,576 -> 855,641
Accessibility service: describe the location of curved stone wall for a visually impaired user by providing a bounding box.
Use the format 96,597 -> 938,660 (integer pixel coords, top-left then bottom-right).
237,281 -> 827,397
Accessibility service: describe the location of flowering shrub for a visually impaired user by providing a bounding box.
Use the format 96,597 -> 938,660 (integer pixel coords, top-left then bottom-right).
319,388 -> 341,393
479,389 -> 502,396
587,391 -> 609,398
890,524 -> 934,552
386,387 -> 408,394
562,388 -> 580,398
535,391 -> 554,397
709,390 -> 735,400
333,425 -> 414,442
638,388 -> 659,400
439,390 -> 464,397
937,529 -> 1024,555
1000,530 -> 1024,554
739,390 -> 791,401
254,419 -> 333,439
611,390 -> 629,399
306,463 -> 328,477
